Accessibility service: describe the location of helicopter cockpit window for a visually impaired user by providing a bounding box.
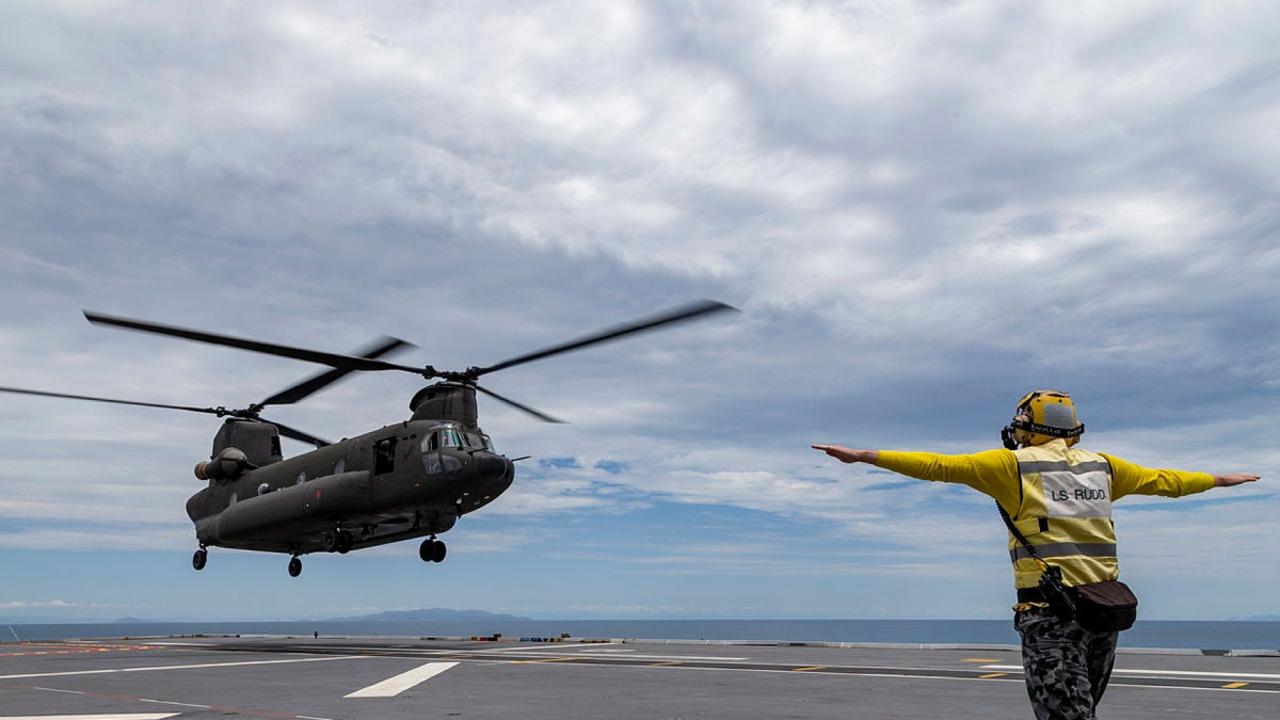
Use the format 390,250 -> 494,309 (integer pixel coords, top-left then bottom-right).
482,434 -> 494,452
438,427 -> 462,448
374,437 -> 397,475
464,431 -> 485,449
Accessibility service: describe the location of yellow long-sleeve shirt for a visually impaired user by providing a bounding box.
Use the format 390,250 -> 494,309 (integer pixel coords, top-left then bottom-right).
875,447 -> 1215,511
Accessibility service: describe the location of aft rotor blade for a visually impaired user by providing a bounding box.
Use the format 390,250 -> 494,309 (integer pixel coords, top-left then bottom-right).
472,299 -> 738,377
84,311 -> 424,374
474,384 -> 565,424
259,336 -> 415,407
0,386 -> 223,415
264,418 -> 332,448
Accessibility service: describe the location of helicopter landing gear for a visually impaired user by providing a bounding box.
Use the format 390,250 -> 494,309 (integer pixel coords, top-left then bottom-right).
322,529 -> 354,554
192,547 -> 207,571
288,556 -> 303,578
419,537 -> 446,563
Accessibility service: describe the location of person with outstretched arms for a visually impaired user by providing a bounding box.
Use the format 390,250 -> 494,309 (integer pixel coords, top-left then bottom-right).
813,390 -> 1260,720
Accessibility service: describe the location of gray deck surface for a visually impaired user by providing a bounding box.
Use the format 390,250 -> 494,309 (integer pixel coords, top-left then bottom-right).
1,636 -> 1276,719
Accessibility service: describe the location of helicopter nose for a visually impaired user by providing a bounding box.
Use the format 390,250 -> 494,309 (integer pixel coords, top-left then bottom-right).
475,452 -> 512,481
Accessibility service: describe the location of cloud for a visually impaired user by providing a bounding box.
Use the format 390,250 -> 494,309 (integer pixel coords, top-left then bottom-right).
0,0 -> 1275,618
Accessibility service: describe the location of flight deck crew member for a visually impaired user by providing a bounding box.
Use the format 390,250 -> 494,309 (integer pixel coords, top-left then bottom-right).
812,390 -> 1260,720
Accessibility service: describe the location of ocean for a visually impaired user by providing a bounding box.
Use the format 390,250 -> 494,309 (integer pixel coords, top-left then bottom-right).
5,619 -> 1279,650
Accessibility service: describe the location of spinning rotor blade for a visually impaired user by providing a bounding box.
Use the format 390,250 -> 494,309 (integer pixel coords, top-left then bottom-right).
0,387 -> 333,447
0,385 -> 223,416
258,336 -> 415,407
471,299 -> 737,377
263,418 -> 332,448
474,384 -> 565,424
84,312 -> 424,375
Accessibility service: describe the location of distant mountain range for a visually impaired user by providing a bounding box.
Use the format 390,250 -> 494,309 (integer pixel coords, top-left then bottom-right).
0,608 -> 530,625
323,608 -> 532,622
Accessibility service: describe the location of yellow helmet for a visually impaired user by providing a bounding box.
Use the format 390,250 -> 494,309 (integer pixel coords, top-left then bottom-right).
1000,390 -> 1084,449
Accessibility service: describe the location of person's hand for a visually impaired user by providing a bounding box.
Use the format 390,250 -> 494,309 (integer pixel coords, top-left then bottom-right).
1214,473 -> 1260,487
811,444 -> 876,464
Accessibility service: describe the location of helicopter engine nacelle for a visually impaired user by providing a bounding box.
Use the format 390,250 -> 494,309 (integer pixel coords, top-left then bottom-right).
195,447 -> 250,481
410,382 -> 478,426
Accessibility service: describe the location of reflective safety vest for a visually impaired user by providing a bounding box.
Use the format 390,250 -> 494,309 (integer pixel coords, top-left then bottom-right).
1008,441 -> 1118,589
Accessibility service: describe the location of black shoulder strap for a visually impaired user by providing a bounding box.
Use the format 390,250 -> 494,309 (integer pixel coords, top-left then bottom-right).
997,502 -> 1041,561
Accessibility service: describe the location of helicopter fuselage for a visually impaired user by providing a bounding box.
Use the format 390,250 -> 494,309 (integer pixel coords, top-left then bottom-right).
186,418 -> 513,556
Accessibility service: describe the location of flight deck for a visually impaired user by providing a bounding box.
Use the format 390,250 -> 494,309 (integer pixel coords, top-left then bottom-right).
1,636 -> 1277,719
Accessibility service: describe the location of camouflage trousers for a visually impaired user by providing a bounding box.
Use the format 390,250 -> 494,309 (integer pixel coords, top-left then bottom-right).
1015,607 -> 1119,720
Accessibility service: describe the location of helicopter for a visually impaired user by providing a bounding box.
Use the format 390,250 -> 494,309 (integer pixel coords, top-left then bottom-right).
0,300 -> 735,577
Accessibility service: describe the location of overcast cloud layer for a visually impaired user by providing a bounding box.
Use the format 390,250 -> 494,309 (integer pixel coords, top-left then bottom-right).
0,1 -> 1276,622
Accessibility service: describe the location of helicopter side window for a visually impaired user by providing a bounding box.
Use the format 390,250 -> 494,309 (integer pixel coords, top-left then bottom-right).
482,434 -> 494,452
374,437 -> 397,475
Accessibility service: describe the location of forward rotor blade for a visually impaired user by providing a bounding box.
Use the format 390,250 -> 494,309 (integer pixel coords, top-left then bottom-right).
0,386 -> 223,415
264,418 -> 332,448
472,299 -> 738,377
259,336 -> 415,407
84,311 -> 423,374
474,384 -> 565,423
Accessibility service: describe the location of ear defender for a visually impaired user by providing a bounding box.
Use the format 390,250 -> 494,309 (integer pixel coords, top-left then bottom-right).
1001,423 -> 1020,450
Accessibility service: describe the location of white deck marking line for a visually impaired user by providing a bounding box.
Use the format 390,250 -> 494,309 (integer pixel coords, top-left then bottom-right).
0,654 -> 371,680
137,642 -> 211,647
137,700 -> 211,709
468,648 -> 750,662
344,661 -> 459,698
980,665 -> 1280,680
563,653 -> 751,661
297,715 -> 337,720
483,659 -> 1280,693
478,644 -> 621,653
32,687 -> 85,694
0,715 -> 181,720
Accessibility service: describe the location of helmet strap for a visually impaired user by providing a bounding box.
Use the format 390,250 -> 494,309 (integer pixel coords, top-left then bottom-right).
1010,418 -> 1085,439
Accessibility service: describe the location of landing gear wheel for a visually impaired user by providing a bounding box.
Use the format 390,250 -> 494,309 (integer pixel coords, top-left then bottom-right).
322,530 -> 338,553
336,530 -> 353,554
192,548 -> 207,571
419,538 -> 447,563
288,556 -> 302,577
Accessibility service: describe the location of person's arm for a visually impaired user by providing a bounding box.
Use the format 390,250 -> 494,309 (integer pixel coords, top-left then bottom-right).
811,444 -> 1020,510
1101,453 -> 1260,500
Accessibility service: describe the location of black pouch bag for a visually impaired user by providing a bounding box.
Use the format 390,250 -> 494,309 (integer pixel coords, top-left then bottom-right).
1074,579 -> 1137,632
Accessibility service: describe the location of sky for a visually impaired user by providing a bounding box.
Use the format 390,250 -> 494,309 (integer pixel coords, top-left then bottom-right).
0,0 -> 1276,623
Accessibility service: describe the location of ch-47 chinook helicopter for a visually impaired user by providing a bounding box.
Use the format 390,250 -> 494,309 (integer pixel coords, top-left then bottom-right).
1,300 -> 735,577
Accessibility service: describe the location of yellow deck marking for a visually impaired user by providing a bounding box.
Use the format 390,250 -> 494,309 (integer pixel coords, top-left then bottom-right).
648,660 -> 685,667
962,658 -> 1000,663
1222,682 -> 1249,689
978,672 -> 1009,679
793,666 -> 828,672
